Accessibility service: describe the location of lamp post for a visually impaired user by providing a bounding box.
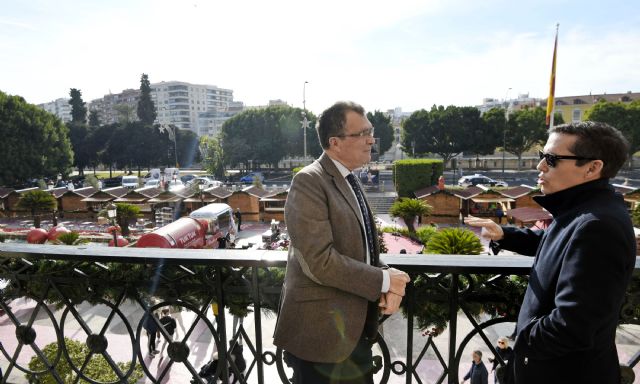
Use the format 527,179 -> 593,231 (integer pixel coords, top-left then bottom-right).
302,81 -> 309,160
198,183 -> 205,205
107,202 -> 118,247
502,87 -> 512,177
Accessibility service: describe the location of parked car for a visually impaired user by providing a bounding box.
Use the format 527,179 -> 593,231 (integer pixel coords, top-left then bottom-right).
458,174 -> 508,188
180,174 -> 198,184
101,176 -> 123,189
167,179 -> 185,192
144,179 -> 161,188
187,177 -> 222,189
121,175 -> 140,189
240,172 -> 264,183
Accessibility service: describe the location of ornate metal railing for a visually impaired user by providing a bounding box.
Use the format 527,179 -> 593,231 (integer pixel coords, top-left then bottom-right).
0,244 -> 638,384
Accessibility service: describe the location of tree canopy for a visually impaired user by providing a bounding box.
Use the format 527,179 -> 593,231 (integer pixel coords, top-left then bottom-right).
69,88 -> 87,124
220,105 -> 319,169
586,100 -> 640,158
137,73 -> 156,125
0,91 -> 74,186
367,110 -> 394,158
505,107 -> 564,169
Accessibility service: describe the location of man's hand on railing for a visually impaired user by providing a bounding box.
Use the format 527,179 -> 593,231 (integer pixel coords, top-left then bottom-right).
388,267 -> 410,297
379,292 -> 403,315
464,215 -> 505,241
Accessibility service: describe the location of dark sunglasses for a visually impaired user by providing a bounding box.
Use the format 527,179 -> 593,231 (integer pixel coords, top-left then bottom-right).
538,150 -> 596,168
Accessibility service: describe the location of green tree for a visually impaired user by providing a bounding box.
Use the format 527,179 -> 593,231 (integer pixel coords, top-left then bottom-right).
586,100 -> 640,167
221,106 -> 320,170
69,88 -> 87,124
113,104 -> 136,124
0,91 -> 74,186
505,107 -> 564,169
27,338 -> 142,383
367,110 -> 394,157
401,105 -> 480,166
68,122 -> 90,175
389,198 -> 432,235
88,110 -> 101,128
137,73 -> 157,125
16,190 -> 57,228
115,203 -> 141,236
468,107 -> 503,157
425,227 -> 483,255
200,136 -> 225,178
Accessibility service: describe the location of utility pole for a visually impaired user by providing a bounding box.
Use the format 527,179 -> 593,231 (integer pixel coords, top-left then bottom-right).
302,81 -> 309,160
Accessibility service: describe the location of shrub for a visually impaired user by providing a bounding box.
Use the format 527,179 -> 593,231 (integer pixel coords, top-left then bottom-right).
426,228 -> 483,255
26,338 -> 143,383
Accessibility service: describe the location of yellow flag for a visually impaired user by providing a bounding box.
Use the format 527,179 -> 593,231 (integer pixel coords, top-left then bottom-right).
546,24 -> 559,128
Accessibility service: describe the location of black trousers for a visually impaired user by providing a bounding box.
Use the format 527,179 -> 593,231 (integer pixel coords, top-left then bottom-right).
285,336 -> 375,384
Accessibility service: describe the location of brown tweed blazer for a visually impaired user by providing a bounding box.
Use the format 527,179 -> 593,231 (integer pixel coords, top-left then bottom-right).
273,153 -> 385,363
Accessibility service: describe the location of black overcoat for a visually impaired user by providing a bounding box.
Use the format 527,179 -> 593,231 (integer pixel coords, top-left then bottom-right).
498,179 -> 636,384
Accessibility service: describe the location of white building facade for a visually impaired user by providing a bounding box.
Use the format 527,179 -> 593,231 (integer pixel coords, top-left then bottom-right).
151,81 -> 234,136
38,98 -> 72,123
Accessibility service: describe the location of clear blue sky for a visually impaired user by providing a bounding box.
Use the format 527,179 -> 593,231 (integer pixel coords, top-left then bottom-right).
1,0 -> 638,115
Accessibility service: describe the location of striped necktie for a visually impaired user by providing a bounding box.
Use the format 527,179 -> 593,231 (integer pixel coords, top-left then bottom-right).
346,173 -> 376,265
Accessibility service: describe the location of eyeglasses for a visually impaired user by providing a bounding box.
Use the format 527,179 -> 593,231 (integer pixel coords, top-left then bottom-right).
497,341 -> 505,345
335,127 -> 375,139
538,150 -> 596,168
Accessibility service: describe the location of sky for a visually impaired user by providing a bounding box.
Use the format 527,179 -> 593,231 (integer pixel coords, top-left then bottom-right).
1,0 -> 639,115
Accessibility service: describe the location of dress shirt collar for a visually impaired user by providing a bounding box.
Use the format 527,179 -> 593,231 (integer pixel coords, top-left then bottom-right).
328,156 -> 352,179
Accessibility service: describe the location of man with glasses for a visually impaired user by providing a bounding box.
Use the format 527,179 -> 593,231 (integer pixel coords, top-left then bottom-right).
274,101 -> 410,383
465,121 -> 635,383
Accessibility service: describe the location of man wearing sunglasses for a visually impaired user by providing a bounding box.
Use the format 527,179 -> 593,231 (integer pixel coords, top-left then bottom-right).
274,101 -> 410,383
465,121 -> 636,384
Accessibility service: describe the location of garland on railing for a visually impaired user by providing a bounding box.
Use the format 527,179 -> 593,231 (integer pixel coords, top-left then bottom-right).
0,258 -> 284,317
1,257 -> 638,333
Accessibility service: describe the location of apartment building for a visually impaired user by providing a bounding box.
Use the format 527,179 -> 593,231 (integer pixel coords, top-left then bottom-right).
89,88 -> 141,125
550,91 -> 639,123
38,98 -> 72,123
151,81 -> 234,136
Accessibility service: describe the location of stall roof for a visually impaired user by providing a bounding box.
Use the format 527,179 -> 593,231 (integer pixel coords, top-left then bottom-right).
135,186 -> 163,198
470,197 -> 515,204
499,185 -> 538,199
0,188 -> 16,198
102,186 -> 129,198
205,187 -> 233,199
507,207 -> 552,223
239,185 -> 270,198
74,186 -> 98,198
414,186 -> 453,199
452,186 -> 484,200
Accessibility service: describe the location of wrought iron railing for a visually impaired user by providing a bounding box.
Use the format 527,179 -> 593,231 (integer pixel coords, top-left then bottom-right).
0,244 -> 638,384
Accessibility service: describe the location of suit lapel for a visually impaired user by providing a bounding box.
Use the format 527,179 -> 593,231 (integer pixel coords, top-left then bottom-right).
319,153 -> 364,229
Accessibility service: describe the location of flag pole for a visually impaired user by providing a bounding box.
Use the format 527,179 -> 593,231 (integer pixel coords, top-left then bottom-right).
546,23 -> 559,129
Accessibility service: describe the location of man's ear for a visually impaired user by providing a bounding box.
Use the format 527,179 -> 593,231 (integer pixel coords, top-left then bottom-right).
587,160 -> 604,178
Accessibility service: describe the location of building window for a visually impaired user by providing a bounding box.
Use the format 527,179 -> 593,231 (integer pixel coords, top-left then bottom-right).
572,109 -> 581,122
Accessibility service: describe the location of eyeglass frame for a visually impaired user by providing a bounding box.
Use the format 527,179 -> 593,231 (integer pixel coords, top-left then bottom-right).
538,150 -> 597,168
334,127 -> 375,139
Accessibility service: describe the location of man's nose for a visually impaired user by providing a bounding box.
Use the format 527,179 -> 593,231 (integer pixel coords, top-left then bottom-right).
536,158 -> 547,172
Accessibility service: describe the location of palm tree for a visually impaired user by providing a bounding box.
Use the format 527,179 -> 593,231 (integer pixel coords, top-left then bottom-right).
389,198 -> 432,235
16,190 -> 57,228
425,228 -> 484,255
115,203 -> 141,236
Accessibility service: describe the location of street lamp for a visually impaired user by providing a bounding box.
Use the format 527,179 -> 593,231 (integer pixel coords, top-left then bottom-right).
107,202 -> 118,247
198,182 -> 205,205
302,81 -> 309,160
502,88 -> 512,177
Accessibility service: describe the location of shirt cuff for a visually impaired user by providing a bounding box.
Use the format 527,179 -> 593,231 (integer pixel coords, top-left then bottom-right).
381,269 -> 390,293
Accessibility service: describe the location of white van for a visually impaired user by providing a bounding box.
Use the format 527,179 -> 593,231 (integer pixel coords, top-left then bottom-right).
122,175 -> 139,189
189,203 -> 236,241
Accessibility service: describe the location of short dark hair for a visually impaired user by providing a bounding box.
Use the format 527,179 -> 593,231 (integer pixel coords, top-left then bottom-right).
473,350 -> 483,358
317,101 -> 365,149
549,121 -> 629,178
